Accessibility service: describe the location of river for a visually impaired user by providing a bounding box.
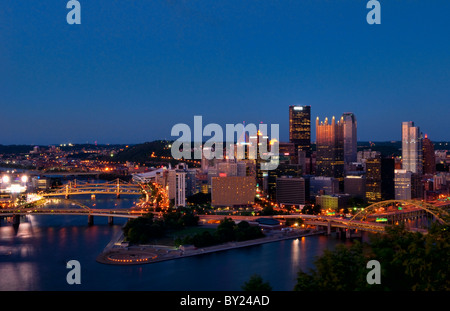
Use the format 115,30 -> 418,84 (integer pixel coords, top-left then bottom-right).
0,194 -> 355,291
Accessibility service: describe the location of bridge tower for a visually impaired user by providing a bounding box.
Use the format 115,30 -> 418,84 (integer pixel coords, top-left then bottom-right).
65,182 -> 70,199
116,179 -> 120,199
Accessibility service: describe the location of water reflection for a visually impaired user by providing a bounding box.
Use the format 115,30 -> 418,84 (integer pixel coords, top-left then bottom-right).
0,196 -> 355,291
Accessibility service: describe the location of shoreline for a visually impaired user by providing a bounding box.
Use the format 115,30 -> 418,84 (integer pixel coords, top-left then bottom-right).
96,229 -> 325,265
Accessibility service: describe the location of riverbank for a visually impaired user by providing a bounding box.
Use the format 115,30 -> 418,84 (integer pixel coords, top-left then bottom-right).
96,228 -> 325,265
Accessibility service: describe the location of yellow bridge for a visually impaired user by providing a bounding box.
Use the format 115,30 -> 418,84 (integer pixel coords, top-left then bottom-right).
0,198 -> 154,226
40,179 -> 142,198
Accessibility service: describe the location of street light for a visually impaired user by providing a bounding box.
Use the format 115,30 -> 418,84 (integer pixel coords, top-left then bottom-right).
21,175 -> 28,183
2,175 -> 10,184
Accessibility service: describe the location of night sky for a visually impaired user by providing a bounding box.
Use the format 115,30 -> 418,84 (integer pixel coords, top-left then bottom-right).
1,1 -> 449,145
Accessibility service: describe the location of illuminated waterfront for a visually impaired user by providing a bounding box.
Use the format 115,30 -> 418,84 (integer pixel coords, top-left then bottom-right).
0,196 -> 353,291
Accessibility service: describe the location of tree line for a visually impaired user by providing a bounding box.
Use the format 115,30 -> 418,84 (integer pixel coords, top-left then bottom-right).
122,209 -> 199,244
294,220 -> 450,291
175,217 -> 265,248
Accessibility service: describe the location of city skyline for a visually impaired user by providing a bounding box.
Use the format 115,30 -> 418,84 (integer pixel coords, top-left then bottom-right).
1,1 -> 449,145
1,0 -> 449,297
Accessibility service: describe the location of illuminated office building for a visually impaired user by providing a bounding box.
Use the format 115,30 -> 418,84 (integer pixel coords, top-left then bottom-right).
344,175 -> 366,199
365,156 -> 395,202
276,176 -> 306,207
289,105 -> 311,157
395,169 -> 412,200
365,156 -> 382,203
168,169 -> 186,207
422,134 -> 436,175
211,176 -> 256,207
402,121 -> 423,175
315,116 -> 344,181
342,112 -> 357,168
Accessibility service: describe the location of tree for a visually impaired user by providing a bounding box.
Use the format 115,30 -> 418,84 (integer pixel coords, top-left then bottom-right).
294,241 -> 368,291
294,222 -> 450,291
242,274 -> 272,291
122,213 -> 164,244
234,221 -> 264,242
215,217 -> 236,243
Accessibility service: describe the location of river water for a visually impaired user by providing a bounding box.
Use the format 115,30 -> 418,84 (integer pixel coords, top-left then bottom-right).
0,195 -> 354,291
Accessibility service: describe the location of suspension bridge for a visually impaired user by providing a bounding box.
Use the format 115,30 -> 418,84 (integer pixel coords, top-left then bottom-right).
40,179 -> 143,198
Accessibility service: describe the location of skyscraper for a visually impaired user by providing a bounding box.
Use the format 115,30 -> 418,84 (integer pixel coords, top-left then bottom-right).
365,155 -> 382,203
342,112 -> 357,167
276,176 -> 306,207
315,116 -> 344,181
422,134 -> 436,175
395,169 -> 412,200
402,121 -> 423,175
365,155 -> 395,203
289,105 -> 311,156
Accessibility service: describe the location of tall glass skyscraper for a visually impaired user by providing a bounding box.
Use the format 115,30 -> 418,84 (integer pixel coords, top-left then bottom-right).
402,121 -> 423,175
289,105 -> 311,156
315,116 -> 344,180
342,112 -> 357,166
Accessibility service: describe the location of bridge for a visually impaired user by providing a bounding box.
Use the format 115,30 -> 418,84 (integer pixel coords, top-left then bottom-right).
198,199 -> 449,237
0,198 -> 152,226
2,198 -> 448,236
40,179 -> 142,198
283,199 -> 449,237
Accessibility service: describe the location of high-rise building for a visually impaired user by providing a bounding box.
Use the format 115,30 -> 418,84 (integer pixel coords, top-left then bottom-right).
315,116 -> 344,181
394,169 -> 412,200
381,158 -> 395,200
289,105 -> 311,156
309,176 -> 340,196
402,121 -> 423,175
342,112 -> 357,167
422,134 -> 436,175
276,176 -> 306,207
365,156 -> 382,203
267,163 -> 304,200
278,142 -> 296,165
365,156 -> 395,202
168,169 -> 186,207
344,175 -> 366,199
211,176 -> 256,207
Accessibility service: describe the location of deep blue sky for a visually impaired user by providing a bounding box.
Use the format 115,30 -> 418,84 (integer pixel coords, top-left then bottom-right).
1,0 -> 449,145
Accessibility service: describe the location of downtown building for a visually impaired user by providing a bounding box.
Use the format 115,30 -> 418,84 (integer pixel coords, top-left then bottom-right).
315,116 -> 344,184
211,176 -> 256,207
344,175 -> 366,199
395,121 -> 424,200
422,134 -> 436,175
289,105 -> 311,157
402,121 -> 423,175
289,105 -> 312,174
275,176 -> 306,208
342,112 -> 357,172
365,155 -> 395,203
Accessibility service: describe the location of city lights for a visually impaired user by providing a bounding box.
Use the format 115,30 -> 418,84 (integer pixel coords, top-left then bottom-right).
2,175 -> 10,183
